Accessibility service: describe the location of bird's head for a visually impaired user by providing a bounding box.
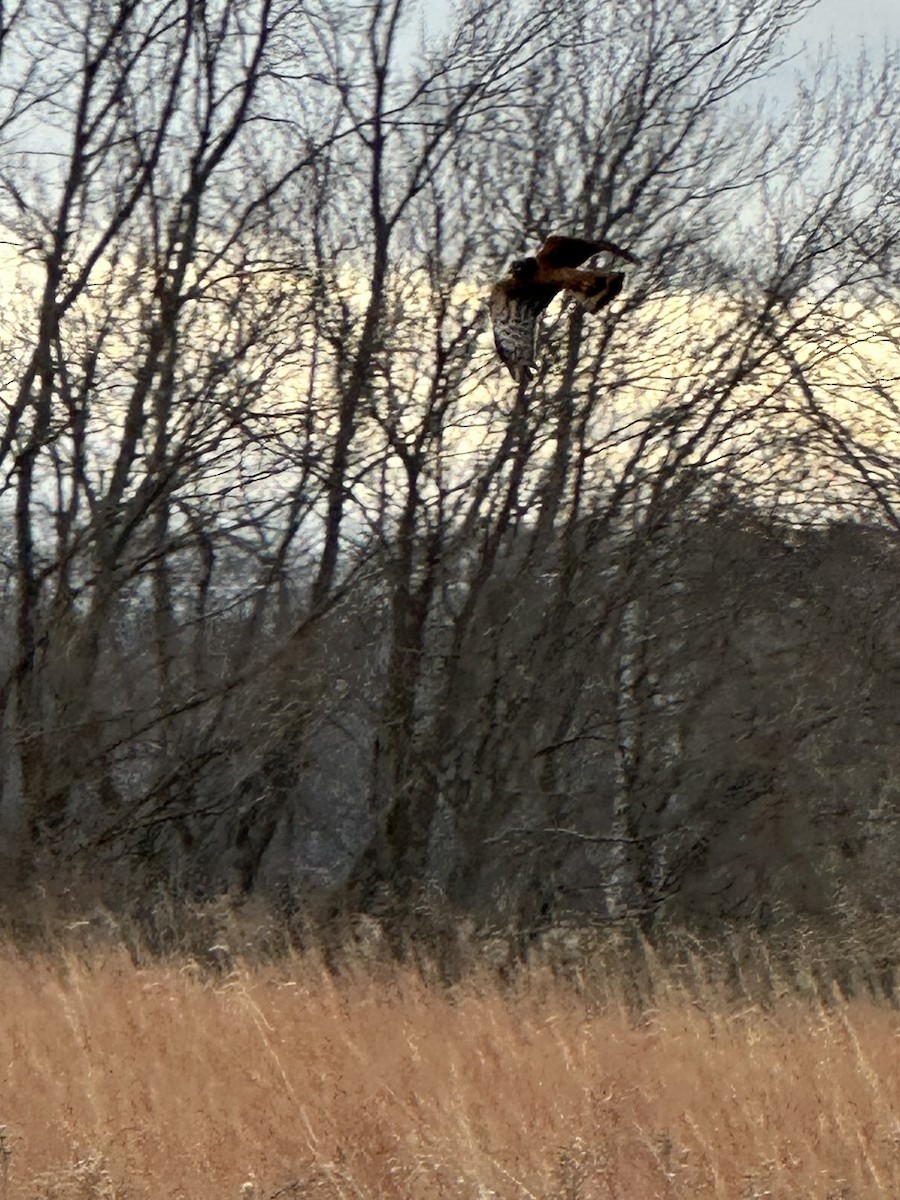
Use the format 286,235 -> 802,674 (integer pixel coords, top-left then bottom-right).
509,256 -> 538,282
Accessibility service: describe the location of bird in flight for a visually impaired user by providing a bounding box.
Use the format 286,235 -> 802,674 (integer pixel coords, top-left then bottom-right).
490,235 -> 640,383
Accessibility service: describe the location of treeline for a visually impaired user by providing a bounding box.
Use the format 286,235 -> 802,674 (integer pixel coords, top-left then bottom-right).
4,501 -> 900,947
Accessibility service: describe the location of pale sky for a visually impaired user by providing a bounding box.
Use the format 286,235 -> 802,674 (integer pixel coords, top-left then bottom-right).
752,0 -> 900,107
795,0 -> 900,49
419,0 -> 900,60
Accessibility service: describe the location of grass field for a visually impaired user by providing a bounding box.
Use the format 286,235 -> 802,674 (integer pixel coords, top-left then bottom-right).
1,926 -> 899,1200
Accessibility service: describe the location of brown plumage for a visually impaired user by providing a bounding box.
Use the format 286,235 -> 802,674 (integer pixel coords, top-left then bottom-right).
490,235 -> 640,383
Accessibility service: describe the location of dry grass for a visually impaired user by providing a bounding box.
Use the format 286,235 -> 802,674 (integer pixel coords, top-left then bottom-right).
1,930 -> 899,1200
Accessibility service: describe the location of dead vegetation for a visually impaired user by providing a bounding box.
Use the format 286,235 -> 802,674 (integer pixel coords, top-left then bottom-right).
1,922 -> 899,1200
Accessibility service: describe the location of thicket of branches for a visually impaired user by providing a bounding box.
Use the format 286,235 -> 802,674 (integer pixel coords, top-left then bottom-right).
1,0 -> 899,945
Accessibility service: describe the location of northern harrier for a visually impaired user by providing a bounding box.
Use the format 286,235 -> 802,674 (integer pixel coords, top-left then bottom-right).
490,235 -> 640,383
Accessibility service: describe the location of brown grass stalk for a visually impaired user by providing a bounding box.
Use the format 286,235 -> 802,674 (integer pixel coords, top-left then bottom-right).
1,941 -> 899,1199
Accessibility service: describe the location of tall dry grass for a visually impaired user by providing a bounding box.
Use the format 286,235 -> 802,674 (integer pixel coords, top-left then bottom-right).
1,928 -> 899,1200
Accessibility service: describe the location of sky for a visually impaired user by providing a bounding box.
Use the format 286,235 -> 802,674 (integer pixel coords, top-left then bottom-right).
416,0 -> 900,84
794,0 -> 900,50
754,0 -> 900,105
418,0 -> 900,43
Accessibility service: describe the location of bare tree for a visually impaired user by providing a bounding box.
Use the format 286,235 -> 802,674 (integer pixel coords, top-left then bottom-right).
0,0 -> 340,853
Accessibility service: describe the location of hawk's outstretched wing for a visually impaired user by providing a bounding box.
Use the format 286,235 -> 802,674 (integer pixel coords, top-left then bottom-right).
489,274 -> 559,384
537,235 -> 641,269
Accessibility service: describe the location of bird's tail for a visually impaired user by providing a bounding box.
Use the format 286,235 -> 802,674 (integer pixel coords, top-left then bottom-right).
576,270 -> 625,314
